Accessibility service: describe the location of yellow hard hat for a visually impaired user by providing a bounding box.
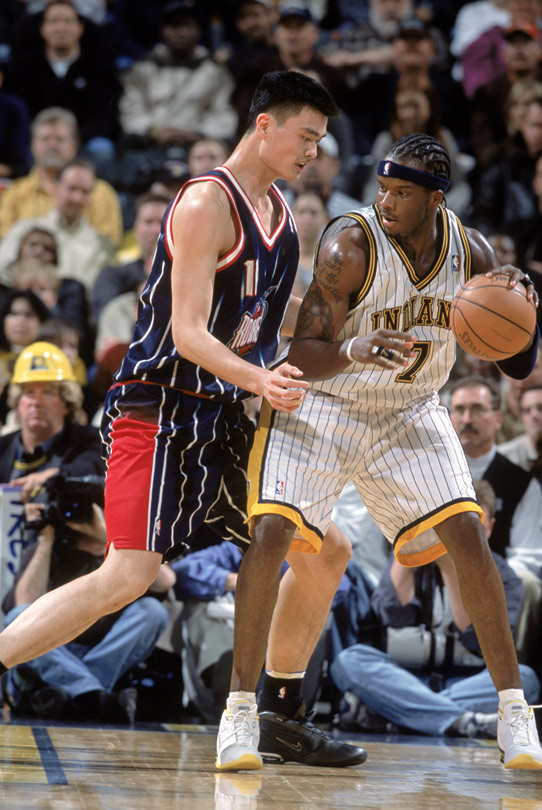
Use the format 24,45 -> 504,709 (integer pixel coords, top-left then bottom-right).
11,342 -> 77,384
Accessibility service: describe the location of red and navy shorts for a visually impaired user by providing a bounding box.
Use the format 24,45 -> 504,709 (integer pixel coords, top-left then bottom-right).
101,381 -> 254,559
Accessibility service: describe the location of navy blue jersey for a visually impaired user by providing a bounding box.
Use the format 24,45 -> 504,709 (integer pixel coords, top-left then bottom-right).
114,167 -> 299,403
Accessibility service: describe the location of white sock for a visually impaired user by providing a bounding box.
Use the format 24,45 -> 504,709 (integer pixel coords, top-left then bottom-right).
498,688 -> 526,709
227,691 -> 257,712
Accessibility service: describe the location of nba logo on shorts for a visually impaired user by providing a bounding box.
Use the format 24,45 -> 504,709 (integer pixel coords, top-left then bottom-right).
452,254 -> 460,273
154,518 -> 161,536
275,480 -> 284,496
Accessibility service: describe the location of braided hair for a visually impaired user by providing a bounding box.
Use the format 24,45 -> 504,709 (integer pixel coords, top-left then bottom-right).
386,133 -> 451,187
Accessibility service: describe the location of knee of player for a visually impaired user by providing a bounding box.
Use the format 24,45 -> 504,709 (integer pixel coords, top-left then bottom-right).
96,563 -> 159,610
437,510 -> 491,563
251,513 -> 296,556
323,523 -> 352,569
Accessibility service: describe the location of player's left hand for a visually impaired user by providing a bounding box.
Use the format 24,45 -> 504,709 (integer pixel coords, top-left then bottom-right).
261,363 -> 308,412
486,266 -> 539,307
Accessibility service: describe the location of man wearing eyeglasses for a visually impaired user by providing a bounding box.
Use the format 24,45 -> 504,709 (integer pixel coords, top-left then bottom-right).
449,375 -> 542,672
449,375 -> 542,569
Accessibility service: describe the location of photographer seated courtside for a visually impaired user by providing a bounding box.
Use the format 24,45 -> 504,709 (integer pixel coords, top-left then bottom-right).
0,342 -> 171,721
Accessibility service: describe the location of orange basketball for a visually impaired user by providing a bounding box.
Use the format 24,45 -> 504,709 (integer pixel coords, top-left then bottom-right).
450,273 -> 536,361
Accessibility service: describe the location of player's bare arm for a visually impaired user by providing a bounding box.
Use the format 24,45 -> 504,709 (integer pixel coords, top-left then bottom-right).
281,295 -> 303,337
289,217 -> 414,379
171,182 -> 307,412
468,227 -> 539,307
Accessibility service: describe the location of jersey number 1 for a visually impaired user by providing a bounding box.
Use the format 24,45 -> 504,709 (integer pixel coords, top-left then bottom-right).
244,259 -> 259,297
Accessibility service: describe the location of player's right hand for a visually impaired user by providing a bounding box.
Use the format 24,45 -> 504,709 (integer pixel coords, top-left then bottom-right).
346,330 -> 415,368
261,363 -> 308,412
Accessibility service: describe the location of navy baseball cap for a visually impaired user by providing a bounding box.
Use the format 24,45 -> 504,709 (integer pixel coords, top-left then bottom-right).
396,18 -> 432,39
161,2 -> 198,23
278,5 -> 313,24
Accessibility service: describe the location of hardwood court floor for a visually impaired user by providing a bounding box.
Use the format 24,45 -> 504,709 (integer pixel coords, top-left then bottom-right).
1,718 -> 542,809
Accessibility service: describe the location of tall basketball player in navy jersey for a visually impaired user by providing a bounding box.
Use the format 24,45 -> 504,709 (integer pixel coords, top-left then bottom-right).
0,71 -> 366,771
247,133 -> 542,770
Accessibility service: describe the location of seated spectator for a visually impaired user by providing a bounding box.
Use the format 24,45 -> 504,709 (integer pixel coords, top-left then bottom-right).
499,384 -> 542,472
321,0 -> 441,86
505,78 -> 542,141
449,0 -> 510,99
119,2 -> 237,156
291,190 -> 329,298
468,97 -> 542,239
4,0 -> 120,154
94,280 -> 142,365
91,192 -> 170,319
360,82 -> 472,218
215,0 -> 277,81
354,17 -> 469,155
520,152 -> 542,279
146,137 -> 231,203
331,480 -> 540,738
0,65 -> 31,181
232,4 -> 353,156
498,346 -> 542,443
0,159 -> 115,293
449,376 -> 542,578
11,226 -> 93,363
282,132 -> 360,220
469,21 -> 542,172
0,290 -> 49,418
186,137 -> 230,179
111,0 -> 216,62
0,340 -> 103,493
0,106 -> 123,248
1,499 -> 170,721
37,315 -> 89,390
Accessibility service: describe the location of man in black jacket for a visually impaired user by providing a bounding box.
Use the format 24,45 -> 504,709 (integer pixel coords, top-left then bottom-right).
449,375 -> 542,672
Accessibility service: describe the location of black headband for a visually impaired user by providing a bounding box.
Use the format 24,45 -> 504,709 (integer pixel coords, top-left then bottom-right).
377,159 -> 450,192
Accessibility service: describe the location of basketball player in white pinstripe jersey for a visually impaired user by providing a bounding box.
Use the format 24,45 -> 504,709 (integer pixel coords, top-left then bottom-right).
248,134 -> 542,770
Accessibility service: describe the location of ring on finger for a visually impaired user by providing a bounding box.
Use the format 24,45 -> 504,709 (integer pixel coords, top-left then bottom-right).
372,345 -> 394,360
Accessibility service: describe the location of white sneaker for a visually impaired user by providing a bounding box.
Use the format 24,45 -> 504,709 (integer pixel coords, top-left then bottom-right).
216,701 -> 263,771
497,701 -> 542,770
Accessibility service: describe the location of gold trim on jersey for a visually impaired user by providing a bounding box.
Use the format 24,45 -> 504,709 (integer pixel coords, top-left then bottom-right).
393,499 -> 484,567
342,212 -> 378,307
374,205 -> 450,290
313,212 -> 377,310
456,216 -> 473,282
247,401 -> 322,554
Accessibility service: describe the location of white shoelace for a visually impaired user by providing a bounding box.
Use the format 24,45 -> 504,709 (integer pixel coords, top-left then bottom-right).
227,709 -> 256,745
503,703 -> 541,746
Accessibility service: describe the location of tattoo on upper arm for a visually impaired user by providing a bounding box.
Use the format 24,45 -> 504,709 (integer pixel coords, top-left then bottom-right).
316,253 -> 343,303
293,282 -> 335,342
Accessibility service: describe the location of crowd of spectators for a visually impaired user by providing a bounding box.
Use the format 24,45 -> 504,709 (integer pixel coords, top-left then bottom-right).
0,0 -> 541,732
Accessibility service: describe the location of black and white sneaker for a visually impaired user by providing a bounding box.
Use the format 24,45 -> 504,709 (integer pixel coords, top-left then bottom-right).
258,703 -> 367,767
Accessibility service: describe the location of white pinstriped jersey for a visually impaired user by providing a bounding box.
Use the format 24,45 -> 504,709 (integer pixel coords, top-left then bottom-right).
247,204 -> 483,566
311,204 -> 472,406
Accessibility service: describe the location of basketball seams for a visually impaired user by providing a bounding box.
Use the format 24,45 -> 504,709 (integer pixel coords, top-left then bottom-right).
450,275 -> 535,360
451,298 -> 533,336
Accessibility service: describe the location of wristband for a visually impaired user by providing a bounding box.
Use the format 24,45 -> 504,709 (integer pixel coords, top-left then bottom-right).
344,337 -> 358,363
